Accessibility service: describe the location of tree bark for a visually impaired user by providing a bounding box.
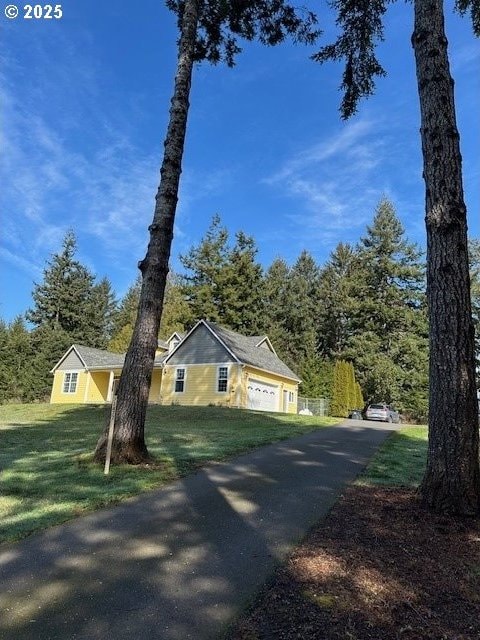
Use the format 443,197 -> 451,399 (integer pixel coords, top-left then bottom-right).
412,0 -> 480,514
94,0 -> 199,465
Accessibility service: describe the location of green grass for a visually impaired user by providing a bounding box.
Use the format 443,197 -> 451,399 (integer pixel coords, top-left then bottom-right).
359,426 -> 428,486
0,403 -> 337,545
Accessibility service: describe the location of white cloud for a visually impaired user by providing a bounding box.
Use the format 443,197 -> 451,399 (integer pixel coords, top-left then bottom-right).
0,56 -> 164,279
263,116 -> 393,247
450,42 -> 480,74
266,119 -> 377,185
1,35 -> 239,284
0,247 -> 43,280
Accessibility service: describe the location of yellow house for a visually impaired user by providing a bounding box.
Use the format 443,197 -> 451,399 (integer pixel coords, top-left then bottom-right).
50,344 -> 167,405
50,320 -> 300,413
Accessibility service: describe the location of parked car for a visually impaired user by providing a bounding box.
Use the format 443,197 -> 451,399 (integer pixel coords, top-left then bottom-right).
365,403 -> 401,424
348,409 -> 363,420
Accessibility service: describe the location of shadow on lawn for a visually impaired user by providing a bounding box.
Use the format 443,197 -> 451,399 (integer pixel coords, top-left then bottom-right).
0,404 -> 333,544
0,421 -> 390,640
0,405 -> 115,542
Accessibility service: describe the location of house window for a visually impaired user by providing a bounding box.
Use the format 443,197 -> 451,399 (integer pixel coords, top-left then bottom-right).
63,372 -> 78,394
175,368 -> 185,393
288,391 -> 295,403
217,367 -> 228,392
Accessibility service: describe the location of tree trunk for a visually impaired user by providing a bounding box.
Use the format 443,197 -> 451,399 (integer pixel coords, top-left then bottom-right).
412,0 -> 480,514
94,0 -> 199,465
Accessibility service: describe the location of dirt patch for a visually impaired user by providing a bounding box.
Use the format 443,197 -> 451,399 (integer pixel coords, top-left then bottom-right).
227,486 -> 480,640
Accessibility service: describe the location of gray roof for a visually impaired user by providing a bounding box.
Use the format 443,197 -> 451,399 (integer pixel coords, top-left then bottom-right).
68,323 -> 298,380
71,345 -> 125,369
71,344 -> 167,370
204,321 -> 300,381
154,352 -> 168,365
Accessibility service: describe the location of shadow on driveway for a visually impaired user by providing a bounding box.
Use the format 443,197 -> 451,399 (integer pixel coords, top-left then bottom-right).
0,422 -> 395,640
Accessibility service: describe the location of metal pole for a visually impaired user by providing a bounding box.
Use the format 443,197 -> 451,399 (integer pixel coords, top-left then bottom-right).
104,390 -> 118,475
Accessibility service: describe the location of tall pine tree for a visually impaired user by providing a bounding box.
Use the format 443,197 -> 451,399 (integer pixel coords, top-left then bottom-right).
283,251 -> 320,373
345,200 -> 428,416
181,217 -> 264,334
221,231 -> 264,334
100,1 -> 319,465
159,272 -> 191,339
2,317 -> 33,402
26,232 -> 119,396
180,214 -> 229,324
109,278 -> 142,353
311,0 -> 479,516
27,231 -> 98,344
0,320 -> 9,403
89,278 -> 118,349
260,257 -> 291,356
317,242 -> 358,359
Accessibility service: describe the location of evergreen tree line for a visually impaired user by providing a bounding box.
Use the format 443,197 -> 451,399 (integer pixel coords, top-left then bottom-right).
2,203 -> 478,419
164,200 -> 430,419
0,232 -> 117,402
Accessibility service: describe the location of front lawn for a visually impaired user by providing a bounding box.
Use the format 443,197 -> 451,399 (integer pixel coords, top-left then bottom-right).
359,425 -> 428,486
0,403 -> 337,544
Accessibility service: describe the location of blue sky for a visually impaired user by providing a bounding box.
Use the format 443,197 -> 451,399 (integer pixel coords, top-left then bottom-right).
2,1 -> 479,322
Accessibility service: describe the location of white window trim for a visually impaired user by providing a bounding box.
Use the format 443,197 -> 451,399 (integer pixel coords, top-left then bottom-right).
174,367 -> 186,393
216,365 -> 229,394
62,371 -> 79,394
288,391 -> 295,403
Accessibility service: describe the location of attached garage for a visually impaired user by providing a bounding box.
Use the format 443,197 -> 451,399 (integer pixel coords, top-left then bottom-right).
247,379 -> 279,412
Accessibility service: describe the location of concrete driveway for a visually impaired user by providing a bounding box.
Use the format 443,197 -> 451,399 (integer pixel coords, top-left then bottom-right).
0,420 -> 396,640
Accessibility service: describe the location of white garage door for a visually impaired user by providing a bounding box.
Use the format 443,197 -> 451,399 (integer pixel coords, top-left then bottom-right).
247,379 -> 279,412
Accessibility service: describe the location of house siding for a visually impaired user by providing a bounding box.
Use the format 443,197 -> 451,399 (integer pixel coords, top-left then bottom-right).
56,350 -> 84,371
167,324 -> 232,365
50,325 -> 299,412
161,363 -> 240,407
241,366 -> 298,413
148,369 -> 163,403
50,370 -> 88,404
86,371 -> 110,403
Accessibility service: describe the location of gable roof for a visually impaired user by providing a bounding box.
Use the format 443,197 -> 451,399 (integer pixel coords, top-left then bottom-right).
52,344 -> 168,373
253,336 -> 276,354
65,345 -> 125,371
52,322 -> 299,381
167,331 -> 185,342
164,320 -> 299,381
205,321 -> 299,381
